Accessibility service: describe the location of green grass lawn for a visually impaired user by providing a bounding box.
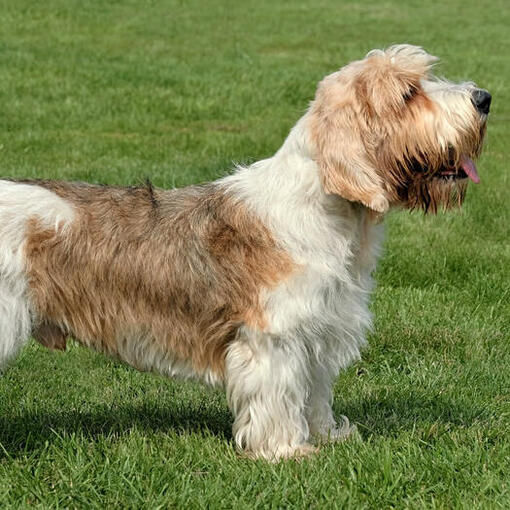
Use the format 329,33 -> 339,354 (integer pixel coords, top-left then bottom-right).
1,0 -> 509,507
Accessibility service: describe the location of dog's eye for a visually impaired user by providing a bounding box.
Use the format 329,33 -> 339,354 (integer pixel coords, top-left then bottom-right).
403,88 -> 418,101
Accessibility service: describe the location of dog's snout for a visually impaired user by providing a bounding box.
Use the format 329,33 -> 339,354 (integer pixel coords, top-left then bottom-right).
472,89 -> 492,115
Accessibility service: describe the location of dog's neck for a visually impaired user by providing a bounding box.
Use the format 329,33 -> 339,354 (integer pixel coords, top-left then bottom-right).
224,113 -> 330,213
223,112 -> 379,225
222,114 -> 383,269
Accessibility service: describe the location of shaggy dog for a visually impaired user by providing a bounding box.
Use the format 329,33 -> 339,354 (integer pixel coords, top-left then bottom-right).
0,45 -> 490,460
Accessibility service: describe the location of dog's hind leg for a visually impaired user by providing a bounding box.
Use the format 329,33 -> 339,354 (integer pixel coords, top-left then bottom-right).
33,323 -> 67,351
0,277 -> 32,369
226,329 -> 315,461
0,180 -> 75,369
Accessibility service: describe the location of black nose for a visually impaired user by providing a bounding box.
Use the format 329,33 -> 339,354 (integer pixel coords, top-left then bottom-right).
471,89 -> 492,114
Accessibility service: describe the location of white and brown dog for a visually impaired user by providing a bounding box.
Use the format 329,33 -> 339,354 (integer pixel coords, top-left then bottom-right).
0,45 -> 490,460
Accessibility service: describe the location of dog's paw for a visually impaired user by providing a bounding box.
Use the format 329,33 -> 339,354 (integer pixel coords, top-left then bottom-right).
313,415 -> 361,444
244,442 -> 318,462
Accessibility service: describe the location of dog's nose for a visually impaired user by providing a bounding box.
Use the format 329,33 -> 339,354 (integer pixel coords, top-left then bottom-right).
471,89 -> 492,114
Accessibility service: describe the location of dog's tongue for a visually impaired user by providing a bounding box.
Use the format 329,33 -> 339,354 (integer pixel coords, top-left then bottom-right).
460,155 -> 480,184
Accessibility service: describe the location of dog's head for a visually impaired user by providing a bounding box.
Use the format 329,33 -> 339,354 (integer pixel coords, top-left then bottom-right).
309,45 -> 490,213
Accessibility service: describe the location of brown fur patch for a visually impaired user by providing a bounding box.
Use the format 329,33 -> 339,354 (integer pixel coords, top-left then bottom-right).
33,322 -> 67,351
23,181 -> 296,378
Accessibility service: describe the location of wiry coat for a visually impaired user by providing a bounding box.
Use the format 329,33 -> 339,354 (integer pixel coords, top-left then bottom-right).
0,45 -> 488,460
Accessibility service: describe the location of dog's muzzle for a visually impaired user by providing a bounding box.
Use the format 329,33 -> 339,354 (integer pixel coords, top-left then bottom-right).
472,88 -> 492,115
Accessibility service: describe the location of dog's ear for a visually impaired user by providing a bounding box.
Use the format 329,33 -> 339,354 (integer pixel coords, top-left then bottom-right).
311,114 -> 390,212
309,72 -> 390,213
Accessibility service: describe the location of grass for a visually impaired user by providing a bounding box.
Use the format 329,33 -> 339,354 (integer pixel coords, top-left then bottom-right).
0,0 -> 509,507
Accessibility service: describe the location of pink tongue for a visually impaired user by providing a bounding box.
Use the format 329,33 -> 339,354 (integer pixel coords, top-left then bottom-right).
460,155 -> 480,183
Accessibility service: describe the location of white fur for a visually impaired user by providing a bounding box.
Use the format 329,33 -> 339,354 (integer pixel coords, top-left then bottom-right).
223,115 -> 383,459
116,331 -> 223,386
0,181 -> 74,368
421,77 -> 480,149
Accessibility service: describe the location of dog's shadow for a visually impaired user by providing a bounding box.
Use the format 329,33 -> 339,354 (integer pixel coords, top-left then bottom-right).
0,400 -> 233,457
338,390 -> 489,438
0,389 -> 488,457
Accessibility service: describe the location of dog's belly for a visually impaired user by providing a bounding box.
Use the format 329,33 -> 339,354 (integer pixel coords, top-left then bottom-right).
32,317 -> 226,386
112,331 -> 225,386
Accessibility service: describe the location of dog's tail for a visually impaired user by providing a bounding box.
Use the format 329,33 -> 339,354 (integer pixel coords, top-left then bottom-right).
0,278 -> 32,370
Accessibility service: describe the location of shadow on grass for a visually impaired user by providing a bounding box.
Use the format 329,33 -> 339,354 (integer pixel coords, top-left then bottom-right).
0,389 -> 490,457
338,391 -> 490,437
0,402 -> 233,457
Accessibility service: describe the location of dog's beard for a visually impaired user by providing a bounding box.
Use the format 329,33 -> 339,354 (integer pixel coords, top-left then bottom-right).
402,176 -> 469,213
388,144 -> 484,213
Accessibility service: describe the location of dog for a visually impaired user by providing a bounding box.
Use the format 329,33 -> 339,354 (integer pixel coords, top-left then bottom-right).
0,45 -> 490,461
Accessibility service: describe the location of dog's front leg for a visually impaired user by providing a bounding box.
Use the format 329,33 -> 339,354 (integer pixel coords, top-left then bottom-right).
305,357 -> 357,443
226,331 -> 314,461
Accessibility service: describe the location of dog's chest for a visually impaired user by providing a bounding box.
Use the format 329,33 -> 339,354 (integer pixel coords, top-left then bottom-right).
263,205 -> 384,339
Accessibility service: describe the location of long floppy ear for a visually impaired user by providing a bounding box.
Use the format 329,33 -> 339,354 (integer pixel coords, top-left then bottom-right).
309,72 -> 390,213
309,45 -> 437,213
